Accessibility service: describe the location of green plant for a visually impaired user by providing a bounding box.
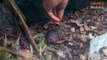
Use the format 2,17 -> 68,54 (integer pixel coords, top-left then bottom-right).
37,36 -> 58,60
0,35 -> 16,60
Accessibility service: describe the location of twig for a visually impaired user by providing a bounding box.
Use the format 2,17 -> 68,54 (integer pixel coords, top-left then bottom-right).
0,46 -> 25,58
7,0 -> 39,53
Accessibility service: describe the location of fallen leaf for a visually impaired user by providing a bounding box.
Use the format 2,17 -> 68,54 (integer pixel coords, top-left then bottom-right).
17,49 -> 33,59
80,33 -> 87,42
70,27 -> 75,32
80,54 -> 86,60
80,26 -> 85,32
83,24 -> 92,32
57,50 -> 66,58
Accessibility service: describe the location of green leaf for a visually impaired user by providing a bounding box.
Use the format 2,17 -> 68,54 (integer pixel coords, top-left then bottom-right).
39,54 -> 45,60
29,44 -> 33,53
38,37 -> 46,56
0,35 -> 5,40
47,46 -> 58,52
3,35 -> 8,48
38,37 -> 45,48
44,55 -> 50,60
13,34 -> 20,50
0,34 -> 16,60
0,52 -> 15,60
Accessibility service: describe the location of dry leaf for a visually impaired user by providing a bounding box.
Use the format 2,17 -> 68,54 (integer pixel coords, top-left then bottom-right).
80,26 -> 84,32
95,22 -> 101,27
16,49 -> 40,60
16,57 -> 38,60
75,19 -> 82,26
70,27 -> 75,32
80,33 -> 87,42
17,49 -> 33,59
83,24 -> 91,31
80,54 -> 86,60
80,43 -> 84,48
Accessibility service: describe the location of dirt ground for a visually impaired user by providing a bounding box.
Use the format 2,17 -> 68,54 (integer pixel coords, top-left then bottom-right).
1,3 -> 107,60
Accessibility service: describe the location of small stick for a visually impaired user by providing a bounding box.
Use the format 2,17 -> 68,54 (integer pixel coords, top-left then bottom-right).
0,46 -> 25,58
7,0 -> 39,53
